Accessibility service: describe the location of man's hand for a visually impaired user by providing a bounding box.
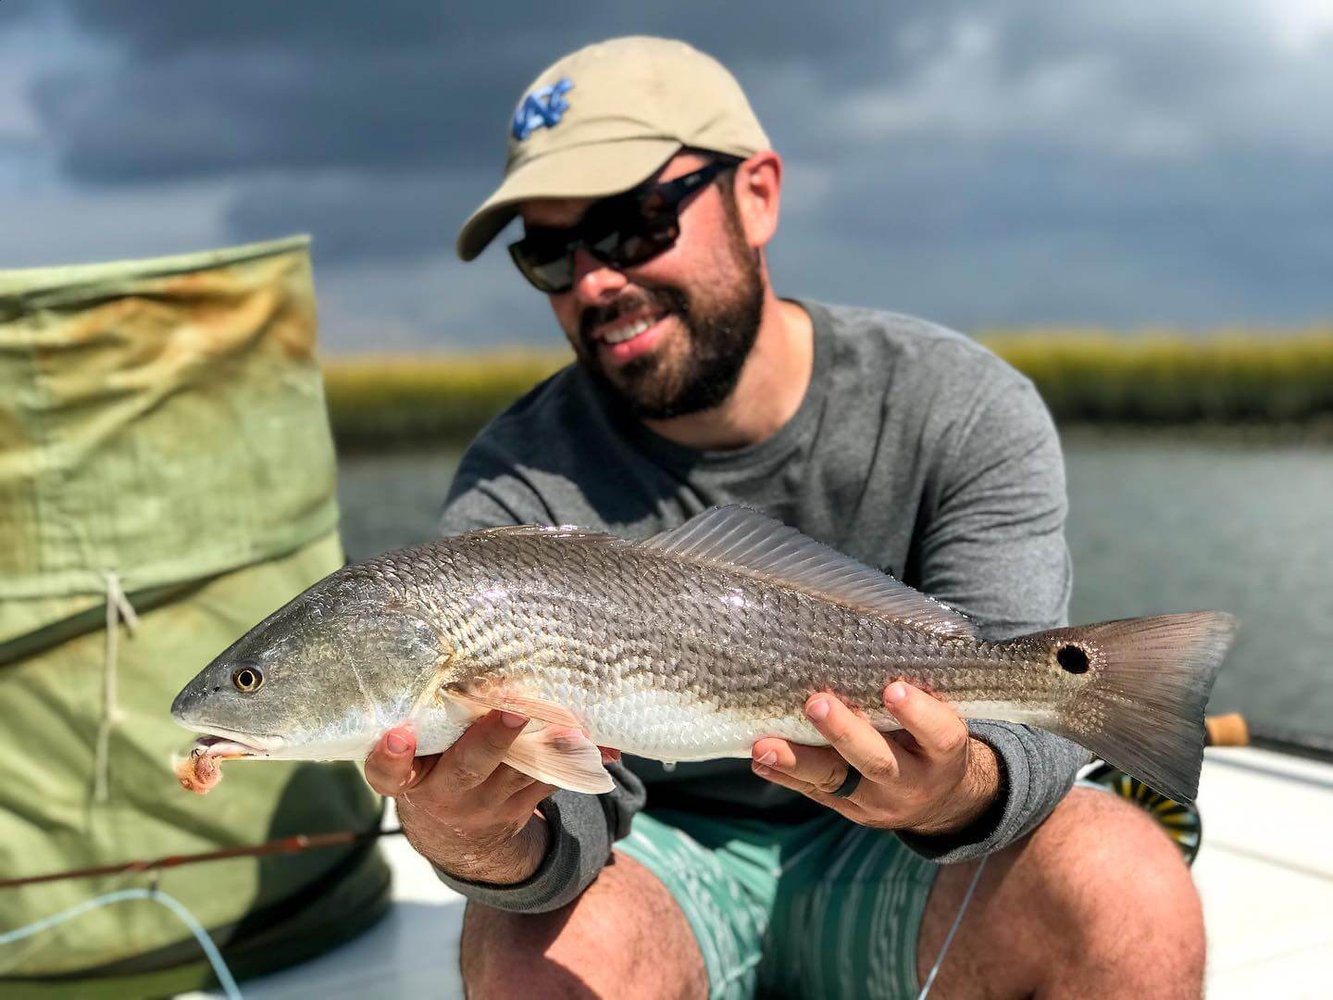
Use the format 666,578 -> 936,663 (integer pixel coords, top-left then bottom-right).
364,712 -> 623,886
364,711 -> 558,886
751,681 -> 1000,837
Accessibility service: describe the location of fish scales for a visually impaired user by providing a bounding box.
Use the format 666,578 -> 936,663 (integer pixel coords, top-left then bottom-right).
172,505 -> 1236,803
403,532 -> 1059,747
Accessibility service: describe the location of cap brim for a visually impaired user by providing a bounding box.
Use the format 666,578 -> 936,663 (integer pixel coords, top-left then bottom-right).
455,138 -> 683,261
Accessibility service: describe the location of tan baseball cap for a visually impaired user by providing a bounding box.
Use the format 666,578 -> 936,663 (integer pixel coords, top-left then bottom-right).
456,36 -> 770,261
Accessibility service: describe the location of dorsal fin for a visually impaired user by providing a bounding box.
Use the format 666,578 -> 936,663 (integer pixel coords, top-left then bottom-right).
467,524 -> 628,545
643,505 -> 978,638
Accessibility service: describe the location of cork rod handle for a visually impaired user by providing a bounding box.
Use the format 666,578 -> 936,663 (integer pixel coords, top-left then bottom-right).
1205,713 -> 1250,748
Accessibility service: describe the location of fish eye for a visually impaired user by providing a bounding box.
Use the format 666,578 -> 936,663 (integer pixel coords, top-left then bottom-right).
232,665 -> 264,693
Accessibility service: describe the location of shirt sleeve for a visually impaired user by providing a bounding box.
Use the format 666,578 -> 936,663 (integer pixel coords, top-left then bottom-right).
431,439 -> 648,911
897,372 -> 1090,864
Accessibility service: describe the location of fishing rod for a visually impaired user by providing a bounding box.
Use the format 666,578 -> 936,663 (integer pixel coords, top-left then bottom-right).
1204,712 -> 1333,765
3,712 -> 1328,891
0,827 -> 402,890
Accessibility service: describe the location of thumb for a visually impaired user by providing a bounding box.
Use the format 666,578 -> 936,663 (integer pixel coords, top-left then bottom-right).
883,681 -> 968,762
365,726 -> 427,794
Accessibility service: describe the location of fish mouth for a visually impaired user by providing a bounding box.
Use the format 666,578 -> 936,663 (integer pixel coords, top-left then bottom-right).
188,728 -> 283,758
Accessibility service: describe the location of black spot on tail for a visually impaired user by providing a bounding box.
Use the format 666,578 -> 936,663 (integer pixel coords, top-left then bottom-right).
1057,644 -> 1090,674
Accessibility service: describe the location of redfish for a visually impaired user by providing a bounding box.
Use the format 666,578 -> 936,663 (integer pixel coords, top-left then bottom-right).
172,505 -> 1235,802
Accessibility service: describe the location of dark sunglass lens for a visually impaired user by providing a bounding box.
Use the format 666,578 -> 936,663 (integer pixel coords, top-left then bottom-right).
508,164 -> 725,291
526,256 -> 574,293
588,229 -> 624,258
510,241 -> 574,293
607,224 -> 677,268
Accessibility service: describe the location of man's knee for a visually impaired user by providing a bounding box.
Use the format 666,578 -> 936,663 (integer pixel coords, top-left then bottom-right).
461,902 -> 582,996
459,852 -> 707,999
1024,788 -> 1205,977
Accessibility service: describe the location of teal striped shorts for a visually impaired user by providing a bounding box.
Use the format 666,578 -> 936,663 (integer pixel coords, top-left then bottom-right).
615,809 -> 939,999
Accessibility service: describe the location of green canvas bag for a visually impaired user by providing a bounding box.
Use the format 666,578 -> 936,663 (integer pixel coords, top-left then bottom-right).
0,237 -> 390,997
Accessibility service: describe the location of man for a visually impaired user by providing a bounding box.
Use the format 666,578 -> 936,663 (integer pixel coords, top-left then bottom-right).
365,37 -> 1204,999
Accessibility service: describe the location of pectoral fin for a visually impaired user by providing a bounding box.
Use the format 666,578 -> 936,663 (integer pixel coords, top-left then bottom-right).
438,688 -> 608,792
441,688 -> 585,730
503,727 -> 614,794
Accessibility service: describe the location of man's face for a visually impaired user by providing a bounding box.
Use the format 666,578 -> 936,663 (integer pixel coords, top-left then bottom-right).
519,153 -> 765,420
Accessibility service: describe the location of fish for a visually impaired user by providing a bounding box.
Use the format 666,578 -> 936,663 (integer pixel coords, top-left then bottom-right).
171,505 -> 1236,803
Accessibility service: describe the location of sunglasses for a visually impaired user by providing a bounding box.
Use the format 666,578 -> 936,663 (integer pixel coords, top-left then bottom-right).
508,157 -> 741,294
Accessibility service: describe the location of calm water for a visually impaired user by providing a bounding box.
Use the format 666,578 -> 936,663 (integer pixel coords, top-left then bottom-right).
337,432 -> 1333,735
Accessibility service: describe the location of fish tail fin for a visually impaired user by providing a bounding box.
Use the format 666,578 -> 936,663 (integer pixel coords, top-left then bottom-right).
1044,611 -> 1237,803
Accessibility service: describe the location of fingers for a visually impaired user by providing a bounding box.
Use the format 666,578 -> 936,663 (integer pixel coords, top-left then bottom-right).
480,759 -> 547,802
505,776 -> 559,817
441,710 -> 531,790
365,711 -> 531,798
751,749 -> 824,797
883,682 -> 969,762
363,712 -> 563,886
752,737 -> 852,795
365,727 -> 438,795
750,686 -> 981,833
801,694 -> 902,783
757,736 -> 837,789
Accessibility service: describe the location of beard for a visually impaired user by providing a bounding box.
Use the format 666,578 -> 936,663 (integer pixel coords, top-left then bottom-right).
573,219 -> 765,421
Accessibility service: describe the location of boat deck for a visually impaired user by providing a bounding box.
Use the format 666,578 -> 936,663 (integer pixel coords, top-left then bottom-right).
183,746 -> 1333,999
1190,747 -> 1333,997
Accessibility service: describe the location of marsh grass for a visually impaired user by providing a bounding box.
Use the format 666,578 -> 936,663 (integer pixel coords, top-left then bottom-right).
323,351 -> 567,448
981,329 -> 1333,424
322,330 -> 1333,446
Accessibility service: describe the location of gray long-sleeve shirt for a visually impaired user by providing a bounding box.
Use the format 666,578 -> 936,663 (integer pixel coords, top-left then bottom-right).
433,301 -> 1088,912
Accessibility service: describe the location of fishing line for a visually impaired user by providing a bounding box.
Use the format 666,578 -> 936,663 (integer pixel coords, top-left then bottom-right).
916,854 -> 987,1000
0,887 -> 243,1000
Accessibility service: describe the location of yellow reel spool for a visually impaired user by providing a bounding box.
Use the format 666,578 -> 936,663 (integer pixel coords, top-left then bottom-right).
1081,763 -> 1202,864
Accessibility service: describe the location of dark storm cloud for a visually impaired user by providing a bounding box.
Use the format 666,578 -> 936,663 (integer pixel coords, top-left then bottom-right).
14,0 -> 974,269
776,143 -> 1333,328
55,0 -> 937,75
814,143 -> 1333,246
53,1 -> 463,53
29,32 -> 522,180
26,0 -> 952,183
3,1 -> 1331,336
24,1 -> 1333,187
220,171 -> 484,262
15,1 -> 1333,182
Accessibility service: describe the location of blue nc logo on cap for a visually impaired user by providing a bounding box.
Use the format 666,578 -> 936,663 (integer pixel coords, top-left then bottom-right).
511,78 -> 574,141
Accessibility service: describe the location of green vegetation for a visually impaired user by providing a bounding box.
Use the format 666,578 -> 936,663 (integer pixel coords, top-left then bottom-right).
323,352 -> 566,448
981,329 -> 1333,424
322,330 -> 1333,446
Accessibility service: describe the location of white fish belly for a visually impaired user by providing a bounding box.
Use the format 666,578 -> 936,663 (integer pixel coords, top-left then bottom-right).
949,700 -> 1054,729
579,690 -> 1057,762
580,685 -> 831,762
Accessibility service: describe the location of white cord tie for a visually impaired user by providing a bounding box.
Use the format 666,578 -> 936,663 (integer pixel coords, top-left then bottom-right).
93,570 -> 140,804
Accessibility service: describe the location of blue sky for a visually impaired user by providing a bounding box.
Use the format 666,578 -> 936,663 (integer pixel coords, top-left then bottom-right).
2,1 -> 1331,351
